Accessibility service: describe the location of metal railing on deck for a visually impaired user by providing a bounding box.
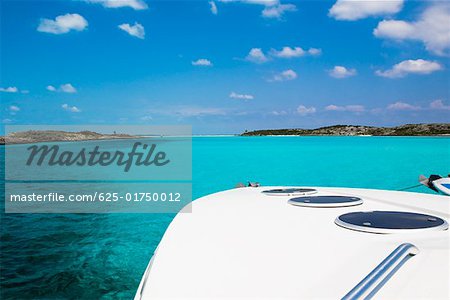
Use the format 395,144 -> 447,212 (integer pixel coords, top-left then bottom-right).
342,243 -> 419,300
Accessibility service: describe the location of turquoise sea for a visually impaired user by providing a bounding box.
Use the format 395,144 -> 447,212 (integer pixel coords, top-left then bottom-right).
1,136 -> 449,299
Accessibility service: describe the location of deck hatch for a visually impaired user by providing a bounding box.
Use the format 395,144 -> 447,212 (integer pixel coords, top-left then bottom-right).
262,188 -> 317,196
335,211 -> 449,234
288,196 -> 363,207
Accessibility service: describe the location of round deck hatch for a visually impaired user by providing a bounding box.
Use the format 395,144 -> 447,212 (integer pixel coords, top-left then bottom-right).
288,196 -> 363,208
262,188 -> 317,196
335,211 -> 449,234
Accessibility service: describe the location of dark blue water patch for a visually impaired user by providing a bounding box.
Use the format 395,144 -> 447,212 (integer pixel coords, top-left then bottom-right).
1,212 -> 174,299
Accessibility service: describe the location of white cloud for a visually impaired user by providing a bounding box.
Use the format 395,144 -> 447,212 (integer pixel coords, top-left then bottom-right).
219,0 -> 279,6
270,46 -> 304,58
37,13 -> 88,34
2,119 -> 12,124
60,83 -> 77,93
87,0 -> 148,10
325,104 -> 365,112
118,22 -> 145,39
308,48 -> 322,56
325,105 -> 342,111
229,92 -> 254,100
0,87 -> 18,93
375,20 -> 414,39
148,106 -> 226,117
387,101 -> 421,111
385,100 -> 450,111
192,58 -> 213,66
175,107 -> 225,117
220,0 -> 297,19
9,105 -> 20,112
270,110 -> 288,116
209,1 -> 218,14
269,46 -> 321,58
374,3 -> 450,56
329,0 -> 403,21
262,4 -> 296,19
48,83 -> 77,93
0,87 -> 28,93
341,105 -> 365,112
246,47 -> 319,62
243,0 -> 279,5
271,69 -> 297,81
328,66 -> 357,78
140,115 -> 153,121
296,105 -> 316,116
430,99 -> 450,110
246,48 -> 268,63
325,104 -> 343,111
375,59 -> 443,78
62,104 -> 81,113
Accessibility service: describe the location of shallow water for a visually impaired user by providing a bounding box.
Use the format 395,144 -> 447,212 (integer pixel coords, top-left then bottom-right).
1,136 -> 449,299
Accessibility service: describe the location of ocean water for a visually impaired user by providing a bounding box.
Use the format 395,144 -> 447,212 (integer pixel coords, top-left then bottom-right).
1,136 -> 449,299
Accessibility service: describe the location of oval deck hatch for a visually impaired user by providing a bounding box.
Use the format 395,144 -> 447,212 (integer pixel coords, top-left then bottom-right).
288,196 -> 363,208
262,188 -> 317,196
335,211 -> 449,234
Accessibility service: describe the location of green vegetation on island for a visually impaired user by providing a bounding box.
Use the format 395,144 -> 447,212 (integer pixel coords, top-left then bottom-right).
241,123 -> 450,136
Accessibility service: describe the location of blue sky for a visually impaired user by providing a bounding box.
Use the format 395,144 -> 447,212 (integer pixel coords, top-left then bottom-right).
1,0 -> 449,134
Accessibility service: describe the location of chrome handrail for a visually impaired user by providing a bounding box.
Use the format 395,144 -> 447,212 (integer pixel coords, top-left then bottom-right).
342,243 -> 419,300
139,254 -> 155,299
137,246 -> 159,300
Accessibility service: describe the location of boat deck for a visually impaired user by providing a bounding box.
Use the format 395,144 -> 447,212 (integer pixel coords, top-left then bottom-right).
136,187 -> 450,299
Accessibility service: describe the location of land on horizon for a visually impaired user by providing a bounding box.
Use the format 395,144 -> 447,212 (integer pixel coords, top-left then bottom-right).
241,123 -> 450,136
0,130 -> 138,145
1,123 -> 449,145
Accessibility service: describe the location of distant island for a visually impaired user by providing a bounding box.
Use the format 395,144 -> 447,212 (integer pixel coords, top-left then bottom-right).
1,124 -> 449,145
241,123 -> 450,136
0,130 -> 139,145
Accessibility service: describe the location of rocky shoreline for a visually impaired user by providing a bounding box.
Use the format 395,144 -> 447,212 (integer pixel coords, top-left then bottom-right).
241,123 -> 450,136
0,130 -> 139,145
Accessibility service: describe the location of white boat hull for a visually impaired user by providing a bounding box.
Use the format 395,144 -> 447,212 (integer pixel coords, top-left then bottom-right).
135,187 -> 450,299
